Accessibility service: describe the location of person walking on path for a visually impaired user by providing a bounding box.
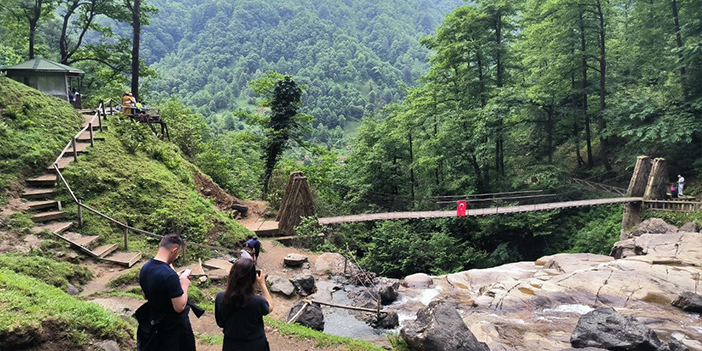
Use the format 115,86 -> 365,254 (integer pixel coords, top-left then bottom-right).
215,258 -> 274,351
678,174 -> 685,196
137,235 -> 196,351
245,236 -> 261,263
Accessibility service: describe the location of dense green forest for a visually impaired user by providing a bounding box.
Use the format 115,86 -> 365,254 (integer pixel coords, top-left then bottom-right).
3,0 -> 702,277
143,0 -> 463,144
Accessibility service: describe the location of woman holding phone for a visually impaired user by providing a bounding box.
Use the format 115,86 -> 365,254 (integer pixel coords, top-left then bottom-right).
215,258 -> 274,351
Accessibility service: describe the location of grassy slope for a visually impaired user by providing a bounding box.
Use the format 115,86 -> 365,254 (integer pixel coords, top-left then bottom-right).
58,115 -> 252,259
0,256 -> 133,350
0,77 -> 83,204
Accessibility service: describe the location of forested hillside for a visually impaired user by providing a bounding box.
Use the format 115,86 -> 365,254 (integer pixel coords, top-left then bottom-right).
144,0 -> 463,143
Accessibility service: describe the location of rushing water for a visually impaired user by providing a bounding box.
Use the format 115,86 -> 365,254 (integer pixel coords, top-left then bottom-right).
310,278 -> 447,340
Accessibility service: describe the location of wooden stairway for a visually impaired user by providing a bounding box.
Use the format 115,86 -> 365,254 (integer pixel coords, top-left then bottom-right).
22,109 -> 142,268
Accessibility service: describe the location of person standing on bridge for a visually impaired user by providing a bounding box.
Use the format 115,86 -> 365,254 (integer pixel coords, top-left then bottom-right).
678,174 -> 685,196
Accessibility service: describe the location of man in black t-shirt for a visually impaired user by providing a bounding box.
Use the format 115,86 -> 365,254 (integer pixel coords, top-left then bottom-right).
137,235 -> 195,351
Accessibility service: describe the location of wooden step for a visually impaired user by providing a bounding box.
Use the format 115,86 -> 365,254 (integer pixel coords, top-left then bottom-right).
76,130 -> 105,142
91,244 -> 118,258
46,155 -> 75,171
33,221 -> 72,235
66,141 -> 93,154
202,259 -> 233,271
26,200 -> 59,211
103,252 -> 142,267
72,235 -> 99,249
26,174 -> 57,187
22,188 -> 55,199
57,232 -> 98,255
31,211 -> 66,223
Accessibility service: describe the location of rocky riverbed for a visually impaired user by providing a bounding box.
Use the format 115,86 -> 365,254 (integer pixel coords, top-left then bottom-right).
386,218 -> 702,350
271,218 -> 700,350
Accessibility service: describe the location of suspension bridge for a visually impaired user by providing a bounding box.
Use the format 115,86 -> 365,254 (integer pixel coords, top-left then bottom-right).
244,159 -> 701,238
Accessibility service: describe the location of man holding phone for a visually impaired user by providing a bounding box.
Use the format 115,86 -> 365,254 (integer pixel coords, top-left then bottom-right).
137,235 -> 196,351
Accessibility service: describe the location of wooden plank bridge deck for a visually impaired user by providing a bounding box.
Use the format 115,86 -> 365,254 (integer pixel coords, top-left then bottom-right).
318,197 -> 643,225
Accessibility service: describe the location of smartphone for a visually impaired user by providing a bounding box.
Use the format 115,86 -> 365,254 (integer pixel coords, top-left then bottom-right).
180,269 -> 192,278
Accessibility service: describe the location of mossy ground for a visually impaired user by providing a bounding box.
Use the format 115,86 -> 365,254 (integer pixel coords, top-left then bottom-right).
0,260 -> 133,350
0,77 -> 83,205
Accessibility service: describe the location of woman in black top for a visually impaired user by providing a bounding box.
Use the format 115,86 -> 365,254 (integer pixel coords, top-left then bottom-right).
215,258 -> 274,351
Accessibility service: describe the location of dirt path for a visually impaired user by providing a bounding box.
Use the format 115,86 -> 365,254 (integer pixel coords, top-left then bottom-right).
80,239 -> 347,351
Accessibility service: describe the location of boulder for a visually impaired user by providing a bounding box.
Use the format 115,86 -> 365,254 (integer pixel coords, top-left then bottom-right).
679,221 -> 700,233
376,278 -> 400,304
288,301 -> 324,331
570,307 -> 666,350
374,310 -> 399,329
671,292 -> 702,313
447,261 -> 537,292
266,275 -> 296,297
559,348 -> 608,351
668,336 -> 691,351
631,218 -> 678,237
291,273 -> 316,296
66,283 -> 79,296
403,273 -> 433,289
401,300 -> 490,351
284,253 -> 309,268
610,238 -> 638,259
97,340 -> 120,351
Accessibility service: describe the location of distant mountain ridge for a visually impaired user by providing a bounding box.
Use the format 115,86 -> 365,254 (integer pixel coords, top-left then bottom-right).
143,0 -> 464,142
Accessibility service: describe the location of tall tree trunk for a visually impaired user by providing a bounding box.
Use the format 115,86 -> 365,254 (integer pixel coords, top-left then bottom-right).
596,0 -> 612,171
408,131 -> 416,202
60,1 -> 80,64
579,10 -> 594,167
476,47 -> 489,188
545,105 -> 554,164
494,10 -> 505,177
28,0 -> 44,59
670,0 -> 687,98
131,0 -> 141,100
432,94 -> 441,188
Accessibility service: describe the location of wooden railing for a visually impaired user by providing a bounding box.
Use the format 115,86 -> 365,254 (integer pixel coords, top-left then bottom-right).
643,200 -> 702,212
569,178 -> 627,196
53,101 -> 107,166
52,100 -> 239,261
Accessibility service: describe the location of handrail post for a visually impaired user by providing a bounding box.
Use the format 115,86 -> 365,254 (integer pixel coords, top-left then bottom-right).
77,199 -> 83,227
98,112 -> 103,132
71,137 -> 78,162
101,101 -> 106,118
88,123 -> 94,147
376,292 -> 381,320
344,243 -> 349,275
124,226 -> 129,250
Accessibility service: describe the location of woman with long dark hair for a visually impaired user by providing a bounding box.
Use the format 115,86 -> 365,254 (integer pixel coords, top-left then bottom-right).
215,258 -> 274,351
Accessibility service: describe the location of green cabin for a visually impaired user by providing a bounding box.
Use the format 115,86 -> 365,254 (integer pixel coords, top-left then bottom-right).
1,57 -> 84,107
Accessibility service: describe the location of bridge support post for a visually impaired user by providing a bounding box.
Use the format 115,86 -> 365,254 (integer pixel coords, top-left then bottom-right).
621,156 -> 651,240
643,158 -> 669,201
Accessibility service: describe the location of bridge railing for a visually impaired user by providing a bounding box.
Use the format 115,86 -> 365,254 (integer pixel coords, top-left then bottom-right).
357,186 -> 603,213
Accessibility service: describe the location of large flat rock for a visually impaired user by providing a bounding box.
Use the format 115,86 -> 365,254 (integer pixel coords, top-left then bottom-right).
405,228 -> 702,351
